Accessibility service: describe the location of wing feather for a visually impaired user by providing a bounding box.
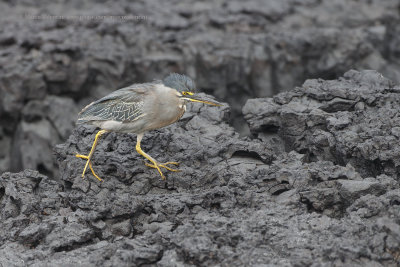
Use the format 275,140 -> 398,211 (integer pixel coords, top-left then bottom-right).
77,83 -> 154,124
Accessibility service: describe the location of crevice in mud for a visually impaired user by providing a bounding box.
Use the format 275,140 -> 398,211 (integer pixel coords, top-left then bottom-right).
169,222 -> 180,232
210,202 -> 221,210
69,205 -> 77,212
53,239 -> 97,253
259,124 -> 280,134
231,150 -> 264,162
63,180 -> 73,191
270,181 -> 290,196
370,158 -> 385,177
32,178 -> 42,195
348,158 -> 386,179
108,213 -> 136,223
319,103 -> 355,113
9,195 -> 21,216
300,196 -> 318,214
390,198 -> 400,206
24,239 -> 41,249
0,187 -> 5,203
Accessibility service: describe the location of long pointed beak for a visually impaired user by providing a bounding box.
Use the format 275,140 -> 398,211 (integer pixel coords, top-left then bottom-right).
182,96 -> 222,106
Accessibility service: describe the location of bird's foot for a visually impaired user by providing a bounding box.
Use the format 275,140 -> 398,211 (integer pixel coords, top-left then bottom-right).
145,162 -> 180,179
76,154 -> 103,182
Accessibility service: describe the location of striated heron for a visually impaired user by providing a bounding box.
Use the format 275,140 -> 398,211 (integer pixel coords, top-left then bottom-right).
76,73 -> 220,181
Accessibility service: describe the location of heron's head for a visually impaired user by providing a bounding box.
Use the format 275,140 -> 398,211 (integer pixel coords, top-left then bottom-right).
163,73 -> 220,106
163,73 -> 196,95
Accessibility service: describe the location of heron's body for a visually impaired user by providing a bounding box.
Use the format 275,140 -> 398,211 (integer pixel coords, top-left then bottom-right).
75,74 -> 220,181
78,83 -> 186,133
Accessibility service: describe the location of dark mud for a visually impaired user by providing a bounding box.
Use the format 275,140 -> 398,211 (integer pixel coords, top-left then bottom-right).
1,70 -> 400,266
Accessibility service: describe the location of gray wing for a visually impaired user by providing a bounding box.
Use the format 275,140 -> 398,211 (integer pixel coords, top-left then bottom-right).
77,83 -> 155,124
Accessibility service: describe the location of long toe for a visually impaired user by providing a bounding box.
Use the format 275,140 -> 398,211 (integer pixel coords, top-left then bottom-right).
160,162 -> 180,171
159,164 -> 180,172
76,154 -> 89,160
143,162 -> 168,179
163,162 -> 179,166
145,162 -> 180,172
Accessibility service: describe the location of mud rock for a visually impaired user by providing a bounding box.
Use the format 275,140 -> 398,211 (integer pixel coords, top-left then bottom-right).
2,71 -> 400,265
244,70 -> 400,178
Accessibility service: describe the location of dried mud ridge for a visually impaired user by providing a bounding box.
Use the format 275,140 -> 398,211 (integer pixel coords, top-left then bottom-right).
1,70 -> 400,266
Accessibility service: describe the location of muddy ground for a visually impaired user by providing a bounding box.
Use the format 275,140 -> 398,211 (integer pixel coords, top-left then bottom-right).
1,0 -> 400,266
1,70 -> 400,266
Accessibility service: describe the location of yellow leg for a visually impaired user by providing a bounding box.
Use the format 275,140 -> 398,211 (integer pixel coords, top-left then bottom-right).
136,133 -> 165,179
136,133 -> 180,180
76,155 -> 103,181
76,129 -> 108,181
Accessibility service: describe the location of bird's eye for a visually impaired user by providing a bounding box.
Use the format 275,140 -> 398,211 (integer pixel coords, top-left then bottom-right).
182,91 -> 194,96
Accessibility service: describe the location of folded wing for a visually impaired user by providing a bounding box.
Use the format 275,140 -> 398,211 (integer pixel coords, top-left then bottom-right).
77,83 -> 154,124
